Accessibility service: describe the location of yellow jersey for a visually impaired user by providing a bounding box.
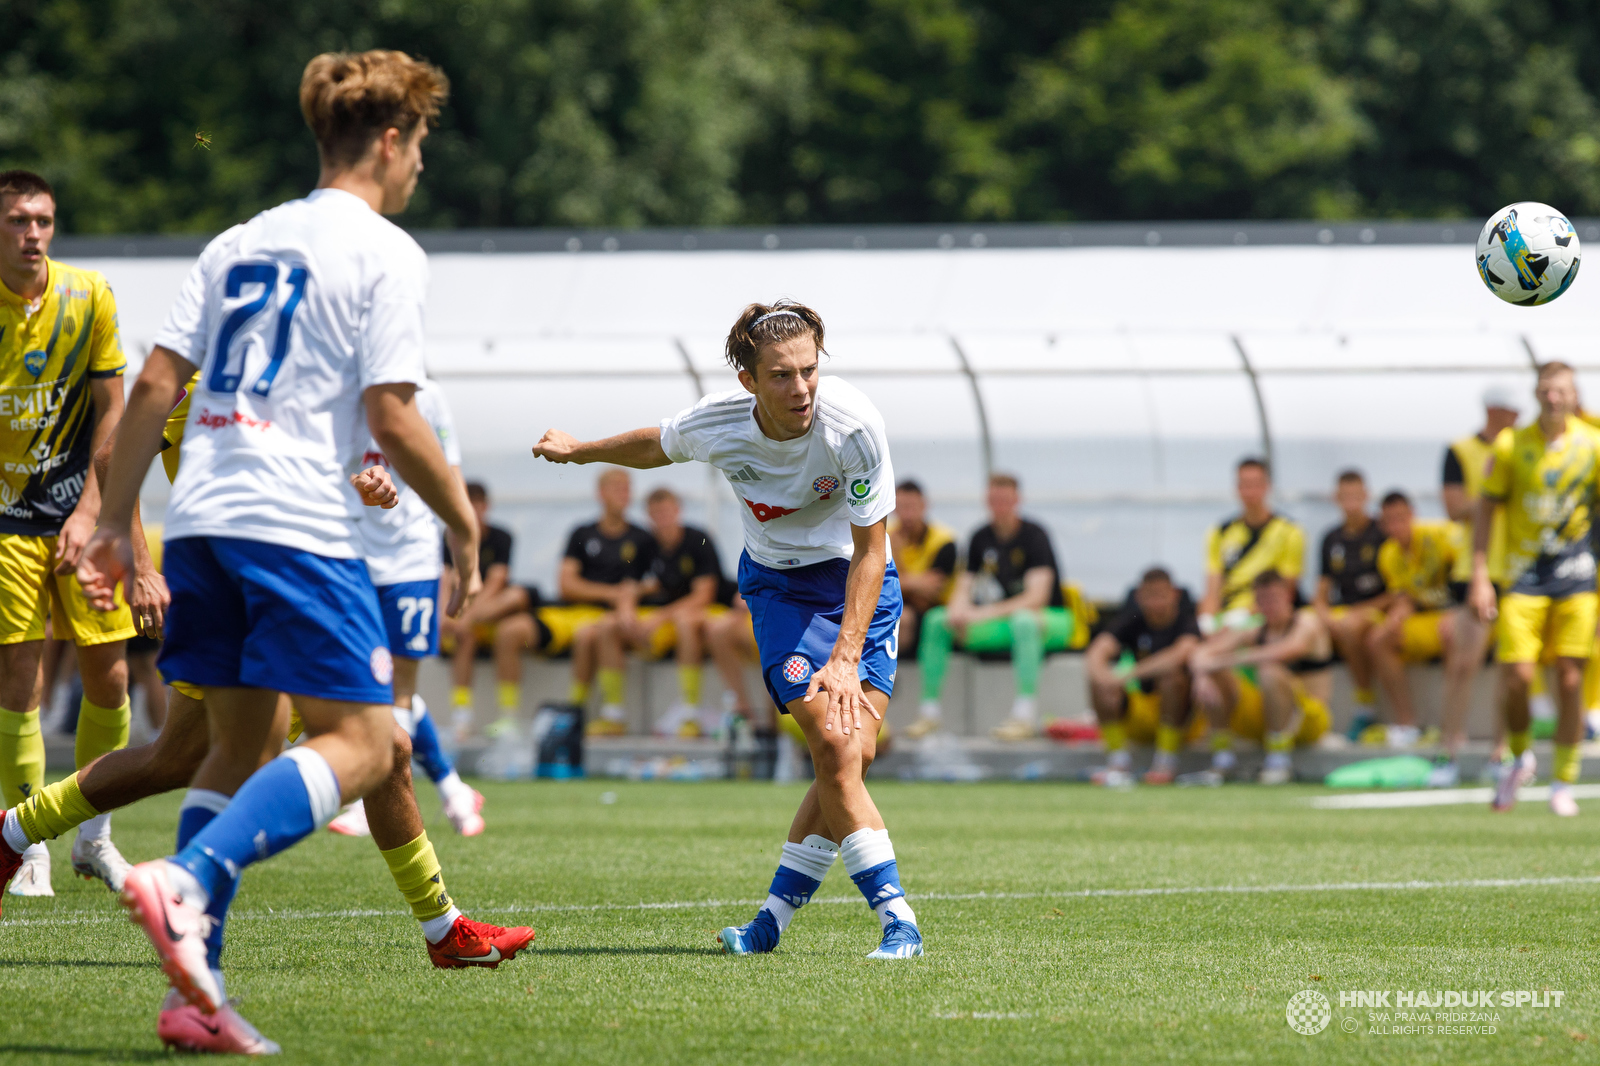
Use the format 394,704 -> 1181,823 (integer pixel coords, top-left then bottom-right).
1377,520 -> 1457,611
889,519 -> 957,604
0,258 -> 125,535
1206,512 -> 1305,611
159,371 -> 201,484
1482,416 -> 1600,597
1445,431 -> 1509,584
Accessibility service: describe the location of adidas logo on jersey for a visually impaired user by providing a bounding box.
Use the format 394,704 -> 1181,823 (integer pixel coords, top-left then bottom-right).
728,465 -> 762,483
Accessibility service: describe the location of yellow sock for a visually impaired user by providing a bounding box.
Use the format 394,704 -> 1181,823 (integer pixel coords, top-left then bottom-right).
15,771 -> 99,844
0,707 -> 45,808
379,831 -> 454,923
1265,730 -> 1293,754
75,695 -> 131,769
1155,723 -> 1183,755
1554,743 -> 1581,784
1508,729 -> 1531,757
1210,730 -> 1234,753
1101,721 -> 1126,754
569,680 -> 591,704
497,682 -> 520,713
599,668 -> 625,706
451,685 -> 472,710
1354,687 -> 1376,706
678,664 -> 702,706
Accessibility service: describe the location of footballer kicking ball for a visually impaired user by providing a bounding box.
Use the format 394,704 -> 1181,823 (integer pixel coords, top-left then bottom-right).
1475,202 -> 1581,306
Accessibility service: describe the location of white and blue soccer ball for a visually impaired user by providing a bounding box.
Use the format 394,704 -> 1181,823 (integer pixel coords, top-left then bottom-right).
1475,202 -> 1581,306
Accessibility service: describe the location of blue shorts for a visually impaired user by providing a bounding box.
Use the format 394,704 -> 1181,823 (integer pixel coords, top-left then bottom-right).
378,579 -> 440,659
738,552 -> 902,713
159,536 -> 393,705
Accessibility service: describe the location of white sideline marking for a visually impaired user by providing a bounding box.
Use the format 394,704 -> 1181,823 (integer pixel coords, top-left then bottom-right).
1310,783 -> 1600,809
6,875 -> 1600,930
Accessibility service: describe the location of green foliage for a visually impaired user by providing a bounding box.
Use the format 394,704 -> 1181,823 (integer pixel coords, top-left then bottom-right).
5,0 -> 1600,230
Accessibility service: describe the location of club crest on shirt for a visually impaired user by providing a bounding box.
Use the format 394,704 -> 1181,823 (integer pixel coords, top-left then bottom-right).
782,655 -> 812,683
370,646 -> 394,685
23,349 -> 46,377
812,476 -> 839,496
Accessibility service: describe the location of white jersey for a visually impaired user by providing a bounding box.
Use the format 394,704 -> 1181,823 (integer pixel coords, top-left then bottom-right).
353,379 -> 460,586
659,376 -> 895,569
153,188 -> 429,558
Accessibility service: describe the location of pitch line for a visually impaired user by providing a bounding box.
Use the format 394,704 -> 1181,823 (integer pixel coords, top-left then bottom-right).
5,874 -> 1599,930
1311,783 -> 1600,809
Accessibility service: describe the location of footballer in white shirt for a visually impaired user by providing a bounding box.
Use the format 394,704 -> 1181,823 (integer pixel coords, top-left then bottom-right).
75,50 -> 533,1054
327,377 -> 488,838
534,300 -> 922,960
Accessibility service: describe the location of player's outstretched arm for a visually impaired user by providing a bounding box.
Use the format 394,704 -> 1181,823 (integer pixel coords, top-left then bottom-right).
365,383 -> 480,618
803,518 -> 889,736
78,346 -> 195,611
533,427 -> 670,468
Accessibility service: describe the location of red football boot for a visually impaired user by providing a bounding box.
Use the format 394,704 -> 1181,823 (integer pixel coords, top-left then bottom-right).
0,814 -> 22,916
426,915 -> 536,969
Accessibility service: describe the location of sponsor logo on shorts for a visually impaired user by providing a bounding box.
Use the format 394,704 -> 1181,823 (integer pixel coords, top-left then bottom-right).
371,647 -> 394,685
782,655 -> 811,683
742,497 -> 799,523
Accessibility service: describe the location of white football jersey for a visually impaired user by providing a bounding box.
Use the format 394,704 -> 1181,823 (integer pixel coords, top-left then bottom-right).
353,379 -> 461,586
153,188 -> 429,558
659,376 -> 895,568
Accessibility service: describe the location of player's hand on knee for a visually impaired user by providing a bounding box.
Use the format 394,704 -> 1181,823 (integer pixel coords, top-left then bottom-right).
350,465 -> 399,509
533,429 -> 581,463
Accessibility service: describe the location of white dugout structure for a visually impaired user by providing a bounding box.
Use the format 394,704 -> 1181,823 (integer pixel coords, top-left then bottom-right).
68,219 -> 1600,605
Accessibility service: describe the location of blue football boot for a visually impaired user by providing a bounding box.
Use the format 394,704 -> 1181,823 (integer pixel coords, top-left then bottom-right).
720,908 -> 781,955
867,916 -> 923,959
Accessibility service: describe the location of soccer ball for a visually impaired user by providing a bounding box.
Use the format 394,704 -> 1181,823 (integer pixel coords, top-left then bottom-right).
1475,202 -> 1581,306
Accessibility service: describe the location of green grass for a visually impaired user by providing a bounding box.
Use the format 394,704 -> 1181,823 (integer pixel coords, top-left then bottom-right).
2,780 -> 1599,1064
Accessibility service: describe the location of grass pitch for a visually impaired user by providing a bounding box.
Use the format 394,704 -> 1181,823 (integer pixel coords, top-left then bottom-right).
1,778 -> 1598,1064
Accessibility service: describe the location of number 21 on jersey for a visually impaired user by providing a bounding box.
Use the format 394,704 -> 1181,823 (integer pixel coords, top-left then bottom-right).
208,260 -> 309,398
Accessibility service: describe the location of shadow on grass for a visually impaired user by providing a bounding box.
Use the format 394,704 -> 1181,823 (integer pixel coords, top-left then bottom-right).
0,1047 -> 167,1061
0,958 -> 145,968
534,945 -> 725,956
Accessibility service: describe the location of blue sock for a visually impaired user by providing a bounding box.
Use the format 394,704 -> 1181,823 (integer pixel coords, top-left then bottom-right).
410,709 -> 453,783
850,859 -> 905,910
172,748 -> 341,909
769,864 -> 823,909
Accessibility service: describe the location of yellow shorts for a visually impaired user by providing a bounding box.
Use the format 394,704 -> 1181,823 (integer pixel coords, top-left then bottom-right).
1328,605 -> 1382,625
1399,610 -> 1447,662
0,532 -> 136,646
1123,688 -> 1207,745
168,679 -> 204,701
1497,592 -> 1599,663
536,604 -> 608,656
1230,674 -> 1330,746
635,603 -> 729,659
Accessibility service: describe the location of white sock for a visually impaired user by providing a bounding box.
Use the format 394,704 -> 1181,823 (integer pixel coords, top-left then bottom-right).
918,699 -> 941,720
876,895 -> 917,930
77,812 -> 111,843
391,704 -> 420,736
421,905 -> 464,944
1010,695 -> 1038,723
435,769 -> 471,805
1151,750 -> 1178,772
282,747 -> 342,826
21,841 -> 47,863
600,703 -> 626,723
1264,751 -> 1291,771
1107,749 -> 1131,771
165,859 -> 210,911
781,835 -> 839,880
2,809 -> 30,853
1212,749 -> 1236,771
761,894 -> 798,932
211,968 -> 226,1001
839,827 -> 894,875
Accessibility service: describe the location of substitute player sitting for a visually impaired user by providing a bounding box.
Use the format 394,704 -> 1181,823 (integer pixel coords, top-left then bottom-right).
1189,569 -> 1333,785
915,473 -> 1072,740
0,168 -> 161,897
1365,491 -> 1458,750
534,298 -> 923,961
1470,361 -> 1600,816
891,480 -> 957,739
1311,469 -> 1388,729
595,486 -> 724,737
1199,457 -> 1305,632
438,482 -> 514,736
1085,568 -> 1201,786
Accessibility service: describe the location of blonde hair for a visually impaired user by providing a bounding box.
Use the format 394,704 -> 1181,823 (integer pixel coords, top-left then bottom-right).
299,50 -> 449,167
725,300 -> 826,373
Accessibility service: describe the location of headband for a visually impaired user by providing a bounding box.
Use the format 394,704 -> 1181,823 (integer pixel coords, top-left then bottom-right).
751,309 -> 803,327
